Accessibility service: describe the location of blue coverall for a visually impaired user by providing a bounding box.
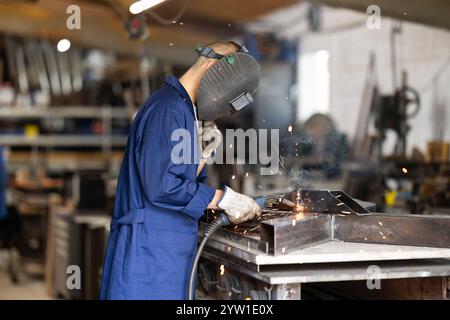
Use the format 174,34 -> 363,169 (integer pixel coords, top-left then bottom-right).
99,76 -> 216,299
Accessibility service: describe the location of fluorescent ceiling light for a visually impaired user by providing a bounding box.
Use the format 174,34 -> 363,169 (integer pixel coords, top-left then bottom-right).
129,0 -> 166,14
57,39 -> 71,52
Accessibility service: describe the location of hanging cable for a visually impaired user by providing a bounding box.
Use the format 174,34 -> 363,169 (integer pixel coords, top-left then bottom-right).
146,0 -> 191,25
105,0 -> 128,20
188,213 -> 231,300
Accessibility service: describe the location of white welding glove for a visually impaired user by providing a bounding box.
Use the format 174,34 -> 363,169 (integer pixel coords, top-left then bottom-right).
218,186 -> 262,224
199,121 -> 222,159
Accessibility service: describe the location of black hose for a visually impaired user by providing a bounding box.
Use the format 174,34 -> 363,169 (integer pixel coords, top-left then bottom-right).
188,213 -> 231,300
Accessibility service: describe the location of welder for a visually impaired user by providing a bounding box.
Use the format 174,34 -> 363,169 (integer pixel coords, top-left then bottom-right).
100,41 -> 262,299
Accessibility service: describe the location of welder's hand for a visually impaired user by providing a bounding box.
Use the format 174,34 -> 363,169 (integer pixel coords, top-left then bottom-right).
199,121 -> 222,159
217,186 -> 262,224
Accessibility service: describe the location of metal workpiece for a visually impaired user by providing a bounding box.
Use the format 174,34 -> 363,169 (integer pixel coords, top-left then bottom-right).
200,189 -> 450,271
260,213 -> 332,255
200,237 -> 262,266
199,222 -> 268,255
202,189 -> 378,257
210,211 -> 450,262
333,213 -> 450,248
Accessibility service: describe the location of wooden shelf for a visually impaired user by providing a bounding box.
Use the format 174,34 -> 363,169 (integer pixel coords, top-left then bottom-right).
0,135 -> 127,147
0,106 -> 129,119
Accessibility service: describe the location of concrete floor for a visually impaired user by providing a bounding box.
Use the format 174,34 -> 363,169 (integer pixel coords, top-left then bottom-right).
0,251 -> 51,300
0,270 -> 51,300
0,250 -> 212,300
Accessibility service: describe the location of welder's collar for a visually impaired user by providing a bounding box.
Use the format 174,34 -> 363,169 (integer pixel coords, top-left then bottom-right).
164,76 -> 195,116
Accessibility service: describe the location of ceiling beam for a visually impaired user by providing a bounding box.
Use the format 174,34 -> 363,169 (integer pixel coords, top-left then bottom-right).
0,0 -> 216,64
0,0 -> 303,63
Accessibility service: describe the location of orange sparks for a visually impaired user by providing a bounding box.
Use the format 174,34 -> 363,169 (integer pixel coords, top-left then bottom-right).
294,212 -> 304,220
288,124 -> 293,133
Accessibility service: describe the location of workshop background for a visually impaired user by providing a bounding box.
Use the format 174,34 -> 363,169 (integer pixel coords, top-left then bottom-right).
0,0 -> 449,300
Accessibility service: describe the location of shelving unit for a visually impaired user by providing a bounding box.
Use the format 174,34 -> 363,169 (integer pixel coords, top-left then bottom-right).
0,105 -> 130,174
0,106 -> 129,119
0,106 -> 130,150
0,135 -> 127,147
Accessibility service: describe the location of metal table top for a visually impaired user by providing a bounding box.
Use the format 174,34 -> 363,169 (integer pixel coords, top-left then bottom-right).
253,241 -> 450,265
205,238 -> 450,266
202,247 -> 450,284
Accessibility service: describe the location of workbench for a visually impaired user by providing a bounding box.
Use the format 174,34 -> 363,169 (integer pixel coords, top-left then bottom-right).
197,190 -> 450,300
201,241 -> 450,299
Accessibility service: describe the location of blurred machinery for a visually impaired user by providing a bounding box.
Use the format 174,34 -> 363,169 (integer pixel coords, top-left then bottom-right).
345,54 -> 448,214
48,171 -> 110,299
287,114 -> 349,180
374,71 -> 421,158
353,58 -> 421,161
51,209 -> 109,300
382,145 -> 450,215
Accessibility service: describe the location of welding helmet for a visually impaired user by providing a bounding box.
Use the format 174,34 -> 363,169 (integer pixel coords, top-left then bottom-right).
195,42 -> 261,121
